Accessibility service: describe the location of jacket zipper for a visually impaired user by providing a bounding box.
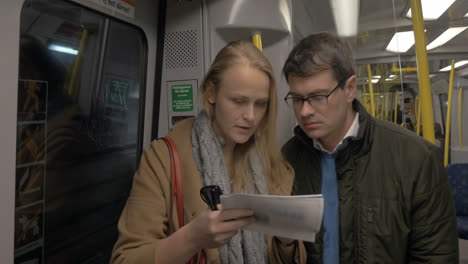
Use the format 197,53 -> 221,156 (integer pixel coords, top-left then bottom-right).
353,159 -> 359,264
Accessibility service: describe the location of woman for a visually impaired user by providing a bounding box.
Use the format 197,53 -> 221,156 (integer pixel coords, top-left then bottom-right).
111,40 -> 305,264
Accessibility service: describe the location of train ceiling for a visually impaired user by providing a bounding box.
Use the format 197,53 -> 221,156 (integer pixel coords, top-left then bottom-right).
292,0 -> 468,86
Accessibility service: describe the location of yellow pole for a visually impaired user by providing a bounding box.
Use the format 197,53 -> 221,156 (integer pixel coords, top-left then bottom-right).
251,31 -> 262,51
361,84 -> 368,111
374,95 -> 379,118
381,95 -> 385,119
394,92 -> 398,123
411,0 -> 435,143
416,96 -> 422,135
68,29 -> 88,97
458,87 -> 464,148
444,59 -> 455,167
384,93 -> 389,121
367,64 -> 376,117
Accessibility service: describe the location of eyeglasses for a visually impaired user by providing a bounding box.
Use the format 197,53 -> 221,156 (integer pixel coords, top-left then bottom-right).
284,77 -> 348,110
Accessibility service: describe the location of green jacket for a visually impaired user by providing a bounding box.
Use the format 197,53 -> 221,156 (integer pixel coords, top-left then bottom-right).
282,100 -> 458,263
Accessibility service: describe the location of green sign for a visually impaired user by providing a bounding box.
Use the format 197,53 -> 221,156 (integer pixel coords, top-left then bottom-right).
172,84 -> 193,112
106,79 -> 129,107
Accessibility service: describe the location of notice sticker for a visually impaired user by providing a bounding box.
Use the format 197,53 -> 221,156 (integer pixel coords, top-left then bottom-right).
86,0 -> 135,18
172,84 -> 194,112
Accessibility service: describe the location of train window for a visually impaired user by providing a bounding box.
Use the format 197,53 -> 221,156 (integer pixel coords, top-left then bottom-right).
15,0 -> 147,263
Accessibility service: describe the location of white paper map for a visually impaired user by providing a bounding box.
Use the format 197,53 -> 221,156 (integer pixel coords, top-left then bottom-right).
221,193 -> 323,242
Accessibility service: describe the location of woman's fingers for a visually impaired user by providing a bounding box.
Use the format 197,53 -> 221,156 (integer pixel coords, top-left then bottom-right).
218,208 -> 254,221
216,215 -> 256,233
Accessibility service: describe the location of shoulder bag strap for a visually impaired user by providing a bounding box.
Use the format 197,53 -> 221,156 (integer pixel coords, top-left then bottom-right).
161,137 -> 184,228
161,136 -> 206,264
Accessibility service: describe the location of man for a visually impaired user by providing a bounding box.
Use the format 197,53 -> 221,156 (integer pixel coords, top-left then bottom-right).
281,32 -> 458,263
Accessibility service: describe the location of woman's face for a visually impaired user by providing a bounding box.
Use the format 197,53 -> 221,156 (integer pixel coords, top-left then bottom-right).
208,64 -> 270,149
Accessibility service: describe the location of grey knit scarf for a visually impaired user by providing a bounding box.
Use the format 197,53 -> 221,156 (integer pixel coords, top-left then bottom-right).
191,111 -> 268,264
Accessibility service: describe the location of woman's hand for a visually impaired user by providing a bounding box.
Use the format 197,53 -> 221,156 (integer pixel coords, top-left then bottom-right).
186,205 -> 256,250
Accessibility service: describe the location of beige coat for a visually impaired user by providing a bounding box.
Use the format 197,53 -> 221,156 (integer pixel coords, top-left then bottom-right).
111,118 -> 306,264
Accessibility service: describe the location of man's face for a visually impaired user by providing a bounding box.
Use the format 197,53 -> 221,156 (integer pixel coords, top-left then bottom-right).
287,70 -> 356,149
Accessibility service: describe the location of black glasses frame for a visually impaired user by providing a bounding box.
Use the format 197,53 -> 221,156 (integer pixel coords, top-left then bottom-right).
284,77 -> 349,108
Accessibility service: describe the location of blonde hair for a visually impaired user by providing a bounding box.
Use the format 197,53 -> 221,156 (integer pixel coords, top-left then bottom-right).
200,40 -> 292,194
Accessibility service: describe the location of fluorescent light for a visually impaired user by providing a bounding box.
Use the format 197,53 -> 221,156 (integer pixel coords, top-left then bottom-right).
427,27 -> 468,50
371,79 -> 379,83
465,12 -> 468,17
49,44 -> 78,55
386,31 -> 415,53
439,60 -> 468,72
406,0 -> 456,20
389,74 -> 397,78
372,75 -> 381,79
330,0 -> 359,37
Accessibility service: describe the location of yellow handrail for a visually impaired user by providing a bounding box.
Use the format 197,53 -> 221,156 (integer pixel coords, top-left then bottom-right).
384,93 -> 389,121
459,87 -> 464,148
411,0 -> 435,143
68,29 -> 88,97
251,31 -> 262,51
391,62 -> 417,72
416,96 -> 421,135
367,64 -> 376,117
444,59 -> 455,167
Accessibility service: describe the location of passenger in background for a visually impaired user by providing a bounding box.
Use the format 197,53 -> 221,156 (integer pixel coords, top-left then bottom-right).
111,40 -> 305,264
281,32 -> 458,263
404,117 -> 415,131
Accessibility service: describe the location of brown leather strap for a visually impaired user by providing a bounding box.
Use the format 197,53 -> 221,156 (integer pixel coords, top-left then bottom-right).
161,137 -> 184,228
162,136 -> 205,264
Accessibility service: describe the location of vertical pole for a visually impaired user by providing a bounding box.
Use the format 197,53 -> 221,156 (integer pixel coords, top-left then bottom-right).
394,92 -> 398,123
415,96 -> 421,135
459,88 -> 464,148
384,93 -> 389,121
410,0 -> 435,143
367,64 -> 376,117
68,29 -> 88,97
251,31 -> 263,51
444,59 -> 455,167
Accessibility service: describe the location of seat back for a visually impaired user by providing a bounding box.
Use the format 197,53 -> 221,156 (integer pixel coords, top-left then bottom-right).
447,163 -> 468,216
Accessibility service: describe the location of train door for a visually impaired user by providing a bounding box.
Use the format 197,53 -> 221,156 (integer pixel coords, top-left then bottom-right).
0,0 -> 160,263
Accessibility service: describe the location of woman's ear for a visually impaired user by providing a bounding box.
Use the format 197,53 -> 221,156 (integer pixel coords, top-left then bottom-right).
206,81 -> 216,104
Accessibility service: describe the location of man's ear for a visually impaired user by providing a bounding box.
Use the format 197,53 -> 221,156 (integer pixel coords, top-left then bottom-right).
206,81 -> 216,104
344,75 -> 357,103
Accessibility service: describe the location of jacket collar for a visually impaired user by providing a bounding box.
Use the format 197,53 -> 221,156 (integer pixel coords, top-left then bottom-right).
294,99 -> 374,159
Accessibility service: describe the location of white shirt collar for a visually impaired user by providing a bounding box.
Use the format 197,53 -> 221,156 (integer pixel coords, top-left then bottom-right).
313,112 -> 359,154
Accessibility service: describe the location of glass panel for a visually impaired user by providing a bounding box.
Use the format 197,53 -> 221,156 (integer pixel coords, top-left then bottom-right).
15,0 -> 147,263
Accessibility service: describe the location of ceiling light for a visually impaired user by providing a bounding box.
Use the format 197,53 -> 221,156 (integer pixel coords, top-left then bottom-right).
330,0 -> 360,37
48,44 -> 78,55
439,60 -> 468,72
371,79 -> 379,83
386,31 -> 415,53
372,75 -> 381,79
406,0 -> 456,20
427,27 -> 468,50
465,12 -> 468,17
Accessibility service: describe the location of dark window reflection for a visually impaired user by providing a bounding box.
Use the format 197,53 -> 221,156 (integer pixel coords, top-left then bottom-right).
15,1 -> 147,263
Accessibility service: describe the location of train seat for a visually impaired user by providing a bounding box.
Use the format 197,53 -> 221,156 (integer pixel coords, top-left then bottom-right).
447,163 -> 468,240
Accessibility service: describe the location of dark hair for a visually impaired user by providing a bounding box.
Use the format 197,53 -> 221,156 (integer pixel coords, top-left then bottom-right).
282,32 -> 355,83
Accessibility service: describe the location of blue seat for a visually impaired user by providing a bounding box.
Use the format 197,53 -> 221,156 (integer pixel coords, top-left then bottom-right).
447,163 -> 468,239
